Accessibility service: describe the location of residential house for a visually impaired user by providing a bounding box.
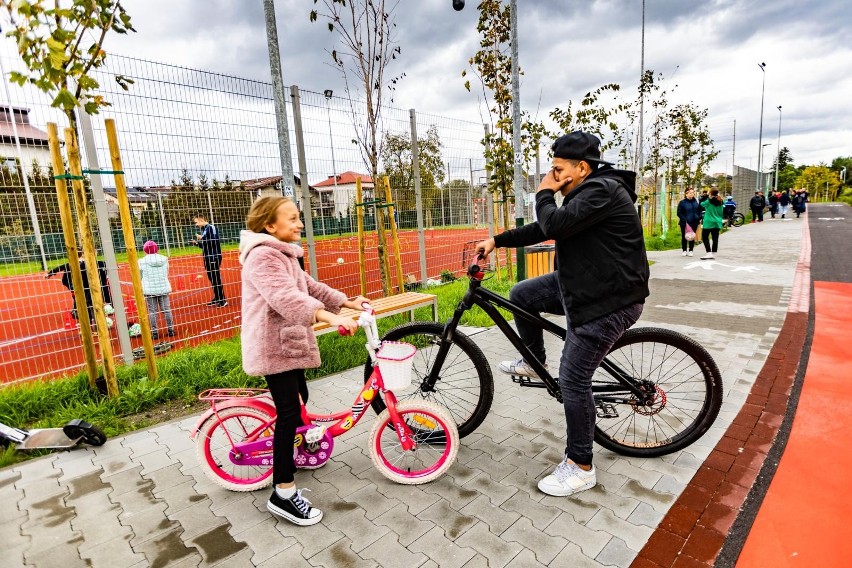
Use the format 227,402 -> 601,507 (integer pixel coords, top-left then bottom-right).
312,171 -> 374,219
0,106 -> 51,179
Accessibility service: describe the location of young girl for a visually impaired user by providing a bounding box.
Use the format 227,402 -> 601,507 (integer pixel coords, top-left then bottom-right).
239,196 -> 367,526
138,240 -> 175,339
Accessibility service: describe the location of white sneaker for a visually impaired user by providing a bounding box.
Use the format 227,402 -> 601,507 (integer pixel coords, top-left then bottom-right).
681,251 -> 687,257
538,458 -> 596,496
499,358 -> 546,378
687,251 -> 694,257
700,252 -> 714,260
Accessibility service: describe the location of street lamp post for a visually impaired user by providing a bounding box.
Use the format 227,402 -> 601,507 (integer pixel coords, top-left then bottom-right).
756,62 -> 766,192
761,143 -> 771,192
774,105 -> 782,194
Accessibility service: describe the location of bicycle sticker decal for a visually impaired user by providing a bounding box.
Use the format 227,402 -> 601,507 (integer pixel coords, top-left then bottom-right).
293,433 -> 303,447
340,416 -> 354,431
351,401 -> 366,419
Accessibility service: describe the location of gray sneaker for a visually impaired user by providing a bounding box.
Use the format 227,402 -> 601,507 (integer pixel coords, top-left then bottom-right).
498,358 -> 546,378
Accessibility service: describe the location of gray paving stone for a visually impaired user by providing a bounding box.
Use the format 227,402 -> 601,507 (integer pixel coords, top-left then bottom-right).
145,462 -> 195,493
357,469 -> 440,515
341,482 -> 399,521
122,431 -> 162,458
586,507 -> 653,552
573,484 -> 640,520
209,546 -> 255,567
455,521 -> 523,568
548,542 -> 608,568
505,548 -> 547,568
101,465 -> 147,497
461,554 -> 489,568
56,454 -> 101,483
469,435 -> 516,461
326,507 -> 389,552
159,479 -> 209,516
357,532 -> 428,568
545,510 -> 612,558
256,544 -> 313,567
421,475 -> 479,510
137,448 -> 179,476
460,494 -> 520,535
652,474 -> 688,496
80,532 -> 144,568
167,498 -> 226,540
463,471 -> 518,506
122,503 -> 175,546
595,536 -> 637,568
500,490 -> 561,531
614,478 -> 676,513
232,517 -> 299,565
373,502 -> 434,546
309,540 -> 378,568
502,517 -> 568,565
23,539 -> 89,568
409,526 -> 477,568
445,462 -> 481,485
73,508 -> 130,550
271,516 -> 344,558
626,502 -> 666,529
419,499 -> 477,541
464,454 -> 517,482
319,464 -> 371,498
131,527 -> 200,568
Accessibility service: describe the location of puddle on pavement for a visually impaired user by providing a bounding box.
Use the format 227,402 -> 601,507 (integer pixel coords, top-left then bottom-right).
134,478 -> 159,506
192,523 -> 247,565
621,479 -> 674,506
447,514 -> 476,539
31,492 -> 75,528
329,500 -> 358,513
328,541 -> 359,567
149,528 -> 196,568
68,470 -> 109,497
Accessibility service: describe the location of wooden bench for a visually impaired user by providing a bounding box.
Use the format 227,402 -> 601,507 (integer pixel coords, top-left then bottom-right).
312,291 -> 439,336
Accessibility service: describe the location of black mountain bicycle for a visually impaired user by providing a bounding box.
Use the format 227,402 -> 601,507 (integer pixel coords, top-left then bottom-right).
364,260 -> 723,458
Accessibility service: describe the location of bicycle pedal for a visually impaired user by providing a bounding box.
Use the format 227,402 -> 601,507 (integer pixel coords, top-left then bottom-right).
305,426 -> 326,444
512,375 -> 548,388
596,403 -> 619,419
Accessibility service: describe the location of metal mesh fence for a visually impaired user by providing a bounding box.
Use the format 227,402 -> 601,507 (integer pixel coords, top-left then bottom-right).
0,41 -> 491,384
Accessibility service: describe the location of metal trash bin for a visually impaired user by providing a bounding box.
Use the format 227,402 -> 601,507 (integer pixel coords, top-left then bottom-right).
524,244 -> 555,279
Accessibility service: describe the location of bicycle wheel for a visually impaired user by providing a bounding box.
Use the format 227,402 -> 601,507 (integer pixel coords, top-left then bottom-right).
369,400 -> 459,485
732,213 -> 745,227
195,407 -> 275,491
364,322 -> 493,438
592,327 -> 723,458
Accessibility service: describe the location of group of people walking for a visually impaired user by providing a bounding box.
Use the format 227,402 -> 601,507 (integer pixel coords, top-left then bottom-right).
677,187 -> 809,259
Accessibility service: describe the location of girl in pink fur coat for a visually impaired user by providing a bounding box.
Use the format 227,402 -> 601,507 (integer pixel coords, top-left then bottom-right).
239,196 -> 368,526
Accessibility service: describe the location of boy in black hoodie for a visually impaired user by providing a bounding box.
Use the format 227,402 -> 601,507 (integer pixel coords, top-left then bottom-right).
476,132 -> 649,499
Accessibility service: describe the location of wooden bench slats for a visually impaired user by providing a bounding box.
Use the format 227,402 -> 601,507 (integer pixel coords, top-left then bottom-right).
312,291 -> 438,334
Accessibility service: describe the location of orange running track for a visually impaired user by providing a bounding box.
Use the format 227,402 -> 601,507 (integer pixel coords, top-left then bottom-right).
737,281 -> 852,566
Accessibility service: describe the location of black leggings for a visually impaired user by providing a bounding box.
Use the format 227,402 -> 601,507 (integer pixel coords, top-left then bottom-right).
265,369 -> 309,485
703,228 -> 720,253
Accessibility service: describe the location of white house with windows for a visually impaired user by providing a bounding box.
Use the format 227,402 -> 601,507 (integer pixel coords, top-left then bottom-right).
0,106 -> 51,178
312,171 -> 374,219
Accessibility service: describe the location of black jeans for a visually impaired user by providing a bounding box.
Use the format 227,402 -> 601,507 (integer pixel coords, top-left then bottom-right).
703,228 -> 720,252
508,272 -> 643,466
265,369 -> 309,485
751,207 -> 764,222
203,256 -> 226,303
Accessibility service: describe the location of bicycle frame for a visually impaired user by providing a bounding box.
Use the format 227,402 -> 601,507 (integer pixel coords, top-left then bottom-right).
421,265 -> 648,405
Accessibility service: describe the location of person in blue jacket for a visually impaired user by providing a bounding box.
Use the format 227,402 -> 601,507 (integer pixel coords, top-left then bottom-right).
192,213 -> 227,307
676,188 -> 702,256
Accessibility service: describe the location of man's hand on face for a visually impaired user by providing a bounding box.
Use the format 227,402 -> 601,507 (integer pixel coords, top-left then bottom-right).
537,168 -> 571,194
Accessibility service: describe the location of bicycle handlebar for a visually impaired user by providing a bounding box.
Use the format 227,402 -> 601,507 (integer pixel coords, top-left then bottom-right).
467,252 -> 486,281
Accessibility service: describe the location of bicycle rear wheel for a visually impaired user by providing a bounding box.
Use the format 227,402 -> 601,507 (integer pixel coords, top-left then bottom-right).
364,322 -> 494,438
732,213 -> 745,227
369,400 -> 459,485
196,407 -> 274,491
593,327 -> 723,458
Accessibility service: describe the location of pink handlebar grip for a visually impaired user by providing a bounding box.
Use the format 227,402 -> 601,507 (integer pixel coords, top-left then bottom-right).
337,325 -> 351,336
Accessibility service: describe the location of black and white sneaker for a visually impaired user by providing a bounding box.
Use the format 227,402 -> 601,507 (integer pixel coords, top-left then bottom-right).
215,300 -> 228,308
267,488 -> 323,526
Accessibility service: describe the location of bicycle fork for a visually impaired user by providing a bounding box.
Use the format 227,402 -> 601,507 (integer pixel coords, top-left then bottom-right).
384,390 -> 415,451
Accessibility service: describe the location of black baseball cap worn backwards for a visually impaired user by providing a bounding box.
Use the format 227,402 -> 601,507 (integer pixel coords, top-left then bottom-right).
551,131 -> 614,166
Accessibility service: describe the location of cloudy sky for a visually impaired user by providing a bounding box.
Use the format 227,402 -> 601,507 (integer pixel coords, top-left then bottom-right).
83,0 -> 852,175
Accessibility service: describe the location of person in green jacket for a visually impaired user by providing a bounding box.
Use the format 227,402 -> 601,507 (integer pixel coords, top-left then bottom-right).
699,189 -> 724,259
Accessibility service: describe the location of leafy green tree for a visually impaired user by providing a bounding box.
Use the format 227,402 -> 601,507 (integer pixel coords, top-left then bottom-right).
664,103 -> 718,191
3,0 -> 135,132
380,124 -> 444,211
796,165 -> 841,201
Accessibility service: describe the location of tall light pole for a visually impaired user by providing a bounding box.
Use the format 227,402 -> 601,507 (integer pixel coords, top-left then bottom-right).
263,0 -> 296,199
761,143 -> 771,192
323,89 -> 338,236
510,0 -> 525,280
774,105 -> 782,194
756,62 -> 766,193
637,0 -> 646,186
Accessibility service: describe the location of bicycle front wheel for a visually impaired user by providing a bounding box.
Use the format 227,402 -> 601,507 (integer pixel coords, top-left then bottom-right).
369,400 -> 459,485
732,213 -> 745,227
364,322 -> 494,438
593,327 -> 723,458
196,407 -> 274,491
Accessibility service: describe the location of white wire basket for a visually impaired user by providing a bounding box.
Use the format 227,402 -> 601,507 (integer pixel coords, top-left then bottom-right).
376,341 -> 417,391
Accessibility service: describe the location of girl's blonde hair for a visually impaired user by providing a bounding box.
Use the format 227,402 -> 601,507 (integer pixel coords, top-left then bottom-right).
246,196 -> 292,234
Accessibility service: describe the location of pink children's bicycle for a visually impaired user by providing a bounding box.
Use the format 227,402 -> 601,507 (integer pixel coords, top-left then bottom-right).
191,303 -> 459,491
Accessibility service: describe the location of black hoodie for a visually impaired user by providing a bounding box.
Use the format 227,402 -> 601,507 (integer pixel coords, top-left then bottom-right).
494,166 -> 649,326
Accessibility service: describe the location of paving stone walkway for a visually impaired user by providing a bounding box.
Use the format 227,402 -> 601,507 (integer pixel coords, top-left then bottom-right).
1,216 -> 805,567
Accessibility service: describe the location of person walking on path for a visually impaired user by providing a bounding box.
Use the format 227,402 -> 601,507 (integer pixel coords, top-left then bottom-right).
192,213 -> 227,307
749,191 -> 766,223
475,131 -> 649,498
239,195 -> 368,526
677,188 -> 702,257
768,191 -> 780,218
779,190 -> 791,218
700,189 -> 725,259
46,247 -> 112,324
138,240 -> 175,339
